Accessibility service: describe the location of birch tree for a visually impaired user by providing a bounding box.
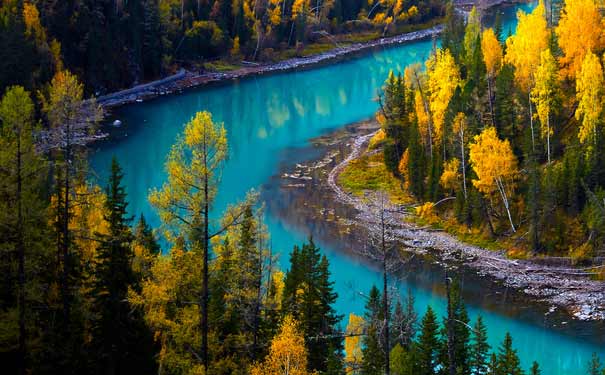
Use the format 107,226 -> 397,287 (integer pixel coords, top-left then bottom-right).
469,127 -> 519,233
531,48 -> 560,163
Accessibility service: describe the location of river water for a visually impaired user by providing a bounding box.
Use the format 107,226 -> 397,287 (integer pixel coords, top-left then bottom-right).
90,3 -> 604,373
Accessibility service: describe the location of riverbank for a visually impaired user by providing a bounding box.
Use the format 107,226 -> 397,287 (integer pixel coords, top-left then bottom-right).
280,121 -> 605,321
96,25 -> 443,108
93,0 -> 526,109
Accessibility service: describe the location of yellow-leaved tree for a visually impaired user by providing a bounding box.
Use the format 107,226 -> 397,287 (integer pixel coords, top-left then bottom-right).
452,112 -> 468,199
481,28 -> 503,124
469,127 -> 519,233
504,0 -> 549,92
440,158 -> 461,192
426,48 -> 460,147
530,48 -> 560,163
344,313 -> 364,373
555,0 -> 605,79
250,315 -> 311,375
575,51 -> 605,148
148,111 -> 252,370
504,0 -> 548,151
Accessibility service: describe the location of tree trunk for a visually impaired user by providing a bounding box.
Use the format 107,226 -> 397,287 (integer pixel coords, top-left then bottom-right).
496,178 -> 516,233
17,133 -> 26,375
62,123 -> 71,324
529,92 -> 535,153
202,148 -> 209,369
546,113 -> 551,164
445,274 -> 456,375
487,75 -> 495,127
381,209 -> 390,375
459,128 -> 467,200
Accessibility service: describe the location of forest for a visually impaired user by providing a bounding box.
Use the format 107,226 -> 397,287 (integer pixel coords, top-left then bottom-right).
366,0 -> 605,263
0,0 -> 444,94
1,0 -> 605,374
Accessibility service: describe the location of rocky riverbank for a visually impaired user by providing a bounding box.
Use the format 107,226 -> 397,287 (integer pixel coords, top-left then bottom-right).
97,26 -> 443,108
279,121 -> 605,321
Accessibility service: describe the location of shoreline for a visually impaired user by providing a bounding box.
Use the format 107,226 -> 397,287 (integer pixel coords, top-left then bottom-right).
96,26 -> 443,109
284,121 -> 605,321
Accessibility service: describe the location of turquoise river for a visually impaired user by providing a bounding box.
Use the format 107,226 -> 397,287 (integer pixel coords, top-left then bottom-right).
90,3 -> 604,373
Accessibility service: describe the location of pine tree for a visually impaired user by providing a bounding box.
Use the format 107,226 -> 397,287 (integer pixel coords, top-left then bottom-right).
469,316 -> 490,375
362,286 -> 384,375
496,333 -> 524,375
417,306 -> 439,375
529,361 -> 541,375
282,239 -> 343,372
90,157 -> 141,374
133,214 -> 161,255
0,85 -> 50,374
391,292 -> 417,349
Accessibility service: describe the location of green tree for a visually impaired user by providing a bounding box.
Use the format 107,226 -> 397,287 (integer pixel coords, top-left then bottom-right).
90,158 -> 134,373
417,306 -> 439,375
469,316 -> 490,375
496,333 -> 524,375
362,285 -> 384,375
149,111 -> 250,369
282,239 -> 343,373
0,86 -> 49,374
133,214 -> 161,256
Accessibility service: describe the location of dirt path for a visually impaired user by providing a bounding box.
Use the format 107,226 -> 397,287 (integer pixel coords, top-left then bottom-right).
328,131 -> 605,321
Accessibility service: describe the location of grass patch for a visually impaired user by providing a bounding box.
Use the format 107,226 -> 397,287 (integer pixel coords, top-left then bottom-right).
204,60 -> 242,72
339,152 -> 412,205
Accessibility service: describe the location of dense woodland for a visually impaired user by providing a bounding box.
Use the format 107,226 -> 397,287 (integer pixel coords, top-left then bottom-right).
0,0 -> 604,374
372,0 -> 605,262
0,0 -> 445,94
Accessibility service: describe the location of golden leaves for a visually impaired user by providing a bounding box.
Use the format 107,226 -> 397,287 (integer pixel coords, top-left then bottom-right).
555,0 -> 605,79
531,49 -> 559,139
149,111 -> 227,237
250,316 -> 311,375
344,313 -> 364,373
504,0 -> 548,92
469,127 -> 518,196
426,49 -> 460,144
575,51 -> 604,145
440,158 -> 460,191
481,28 -> 502,77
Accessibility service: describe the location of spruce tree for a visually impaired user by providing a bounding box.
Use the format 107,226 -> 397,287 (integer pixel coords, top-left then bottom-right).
133,214 -> 160,255
362,286 -> 384,375
469,316 -> 490,375
496,333 -> 524,375
391,292 -> 417,349
282,239 -> 343,372
417,306 -> 439,375
90,157 -> 137,374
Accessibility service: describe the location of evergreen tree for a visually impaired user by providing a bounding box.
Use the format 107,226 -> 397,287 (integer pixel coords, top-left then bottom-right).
417,306 -> 439,375
496,333 -> 524,375
0,86 -> 50,373
391,292 -> 417,349
362,286 -> 384,375
282,239 -> 343,373
494,63 -> 517,142
133,214 -> 160,255
469,316 -> 490,375
90,158 -> 155,374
